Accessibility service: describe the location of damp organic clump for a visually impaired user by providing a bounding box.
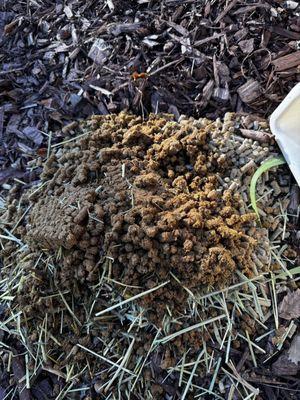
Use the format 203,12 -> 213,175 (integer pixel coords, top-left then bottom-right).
0,113 -> 290,398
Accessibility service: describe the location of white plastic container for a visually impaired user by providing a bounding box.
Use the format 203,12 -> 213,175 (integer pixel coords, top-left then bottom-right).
270,83 -> 300,187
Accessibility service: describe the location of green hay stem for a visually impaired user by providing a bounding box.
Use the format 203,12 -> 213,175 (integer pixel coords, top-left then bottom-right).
250,156 -> 286,219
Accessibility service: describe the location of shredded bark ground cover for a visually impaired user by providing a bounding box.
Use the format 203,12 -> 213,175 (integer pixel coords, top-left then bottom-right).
1,113 -> 300,399
0,0 -> 300,399
1,0 -> 300,186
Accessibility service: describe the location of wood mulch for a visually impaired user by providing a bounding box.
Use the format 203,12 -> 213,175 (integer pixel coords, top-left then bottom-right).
0,1 -> 300,399
1,0 -> 300,186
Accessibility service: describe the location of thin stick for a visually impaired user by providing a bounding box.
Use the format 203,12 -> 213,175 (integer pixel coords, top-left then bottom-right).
95,281 -> 169,317
148,57 -> 185,76
58,291 -> 82,326
104,338 -> 135,392
25,354 -> 30,389
76,344 -> 135,376
270,273 -> 279,329
156,314 -> 226,344
131,329 -> 161,390
47,131 -> 52,158
51,132 -> 89,148
209,357 -> 222,393
11,205 -> 32,233
181,351 -> 203,400
245,331 -> 257,368
195,275 -> 265,302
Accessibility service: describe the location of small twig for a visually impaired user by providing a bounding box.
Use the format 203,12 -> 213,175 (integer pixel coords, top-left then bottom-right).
240,129 -> 273,143
148,57 -> 185,77
12,351 -> 31,400
95,281 -> 169,317
214,0 -> 239,23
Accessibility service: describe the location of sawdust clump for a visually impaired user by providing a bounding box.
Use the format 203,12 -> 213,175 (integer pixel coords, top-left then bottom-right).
1,113 -> 286,396
23,113 -> 261,310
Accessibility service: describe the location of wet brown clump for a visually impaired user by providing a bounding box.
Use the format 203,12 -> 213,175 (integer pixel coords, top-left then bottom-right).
20,113 -> 264,316
1,112 -> 291,397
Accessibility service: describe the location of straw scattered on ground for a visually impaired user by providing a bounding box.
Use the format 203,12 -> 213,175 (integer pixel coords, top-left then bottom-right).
1,112 -> 299,399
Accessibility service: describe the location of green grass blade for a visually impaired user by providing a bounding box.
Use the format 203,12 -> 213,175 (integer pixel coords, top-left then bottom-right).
250,156 -> 286,219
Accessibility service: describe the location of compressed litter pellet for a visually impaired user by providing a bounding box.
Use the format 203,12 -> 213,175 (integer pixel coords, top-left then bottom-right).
0,111 -> 292,383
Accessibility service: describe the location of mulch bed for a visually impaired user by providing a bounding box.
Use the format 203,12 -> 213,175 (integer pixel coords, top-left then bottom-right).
1,0 -> 300,399
0,111 -> 298,400
1,0 -> 300,187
